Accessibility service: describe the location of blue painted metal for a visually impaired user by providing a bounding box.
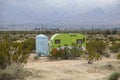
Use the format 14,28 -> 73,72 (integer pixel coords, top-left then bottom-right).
36,34 -> 49,56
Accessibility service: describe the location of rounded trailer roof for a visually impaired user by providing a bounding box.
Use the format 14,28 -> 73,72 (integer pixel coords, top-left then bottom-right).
50,34 -> 59,40
36,34 -> 48,39
50,33 -> 85,40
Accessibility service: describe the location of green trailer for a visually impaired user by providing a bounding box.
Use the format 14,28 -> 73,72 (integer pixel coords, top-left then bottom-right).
50,33 -> 86,51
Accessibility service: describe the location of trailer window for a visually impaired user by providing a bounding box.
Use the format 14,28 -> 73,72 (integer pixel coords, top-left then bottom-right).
55,39 -> 60,44
77,39 -> 82,44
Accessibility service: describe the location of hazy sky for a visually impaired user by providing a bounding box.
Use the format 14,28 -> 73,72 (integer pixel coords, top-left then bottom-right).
0,0 -> 119,24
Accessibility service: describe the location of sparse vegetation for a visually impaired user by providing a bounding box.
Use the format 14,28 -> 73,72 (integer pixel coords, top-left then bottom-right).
50,43 -> 84,59
104,53 -> 111,58
34,55 -> 39,60
0,63 -> 30,80
0,30 -> 119,80
0,33 -> 35,69
86,40 -> 107,64
108,72 -> 120,80
117,53 -> 120,59
110,43 -> 120,53
0,32 -> 35,80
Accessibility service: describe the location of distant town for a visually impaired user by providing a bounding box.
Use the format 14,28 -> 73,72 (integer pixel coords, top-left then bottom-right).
0,23 -> 120,31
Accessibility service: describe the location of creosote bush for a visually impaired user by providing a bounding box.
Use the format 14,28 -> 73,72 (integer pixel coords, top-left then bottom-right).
0,33 -> 34,69
0,33 -> 34,80
86,40 -> 107,64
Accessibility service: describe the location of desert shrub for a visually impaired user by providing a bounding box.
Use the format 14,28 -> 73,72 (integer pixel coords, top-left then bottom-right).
105,29 -> 111,35
0,41 -> 9,69
0,63 -> 30,80
103,52 -> 111,58
117,53 -> 120,59
104,53 -> 111,58
70,43 -> 82,57
87,40 -> 107,64
112,29 -> 117,35
50,43 -> 84,59
108,72 -> 120,80
34,55 -> 39,60
87,52 -> 94,64
59,47 -> 70,59
109,37 -> 116,42
0,53 -> 8,69
0,33 -> 32,69
110,43 -> 120,53
50,48 -> 59,59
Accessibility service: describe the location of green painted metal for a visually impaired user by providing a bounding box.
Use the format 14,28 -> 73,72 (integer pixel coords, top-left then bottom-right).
50,33 -> 86,51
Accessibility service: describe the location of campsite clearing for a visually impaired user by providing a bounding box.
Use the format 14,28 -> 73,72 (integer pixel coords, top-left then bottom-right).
24,54 -> 120,80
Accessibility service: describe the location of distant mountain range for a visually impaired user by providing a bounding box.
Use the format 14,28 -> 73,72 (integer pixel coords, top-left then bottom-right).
55,4 -> 120,24
0,0 -> 120,30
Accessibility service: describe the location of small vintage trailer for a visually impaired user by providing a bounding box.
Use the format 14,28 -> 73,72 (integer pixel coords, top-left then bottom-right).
50,33 -> 86,51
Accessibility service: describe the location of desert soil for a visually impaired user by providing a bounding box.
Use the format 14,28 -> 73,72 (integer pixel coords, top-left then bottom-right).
24,54 -> 120,80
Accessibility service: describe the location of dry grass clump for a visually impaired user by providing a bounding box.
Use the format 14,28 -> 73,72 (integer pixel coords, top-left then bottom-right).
101,64 -> 114,70
34,55 -> 39,60
0,63 -> 30,80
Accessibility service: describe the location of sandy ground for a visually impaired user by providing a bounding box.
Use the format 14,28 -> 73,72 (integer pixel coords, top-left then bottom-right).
24,54 -> 120,80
